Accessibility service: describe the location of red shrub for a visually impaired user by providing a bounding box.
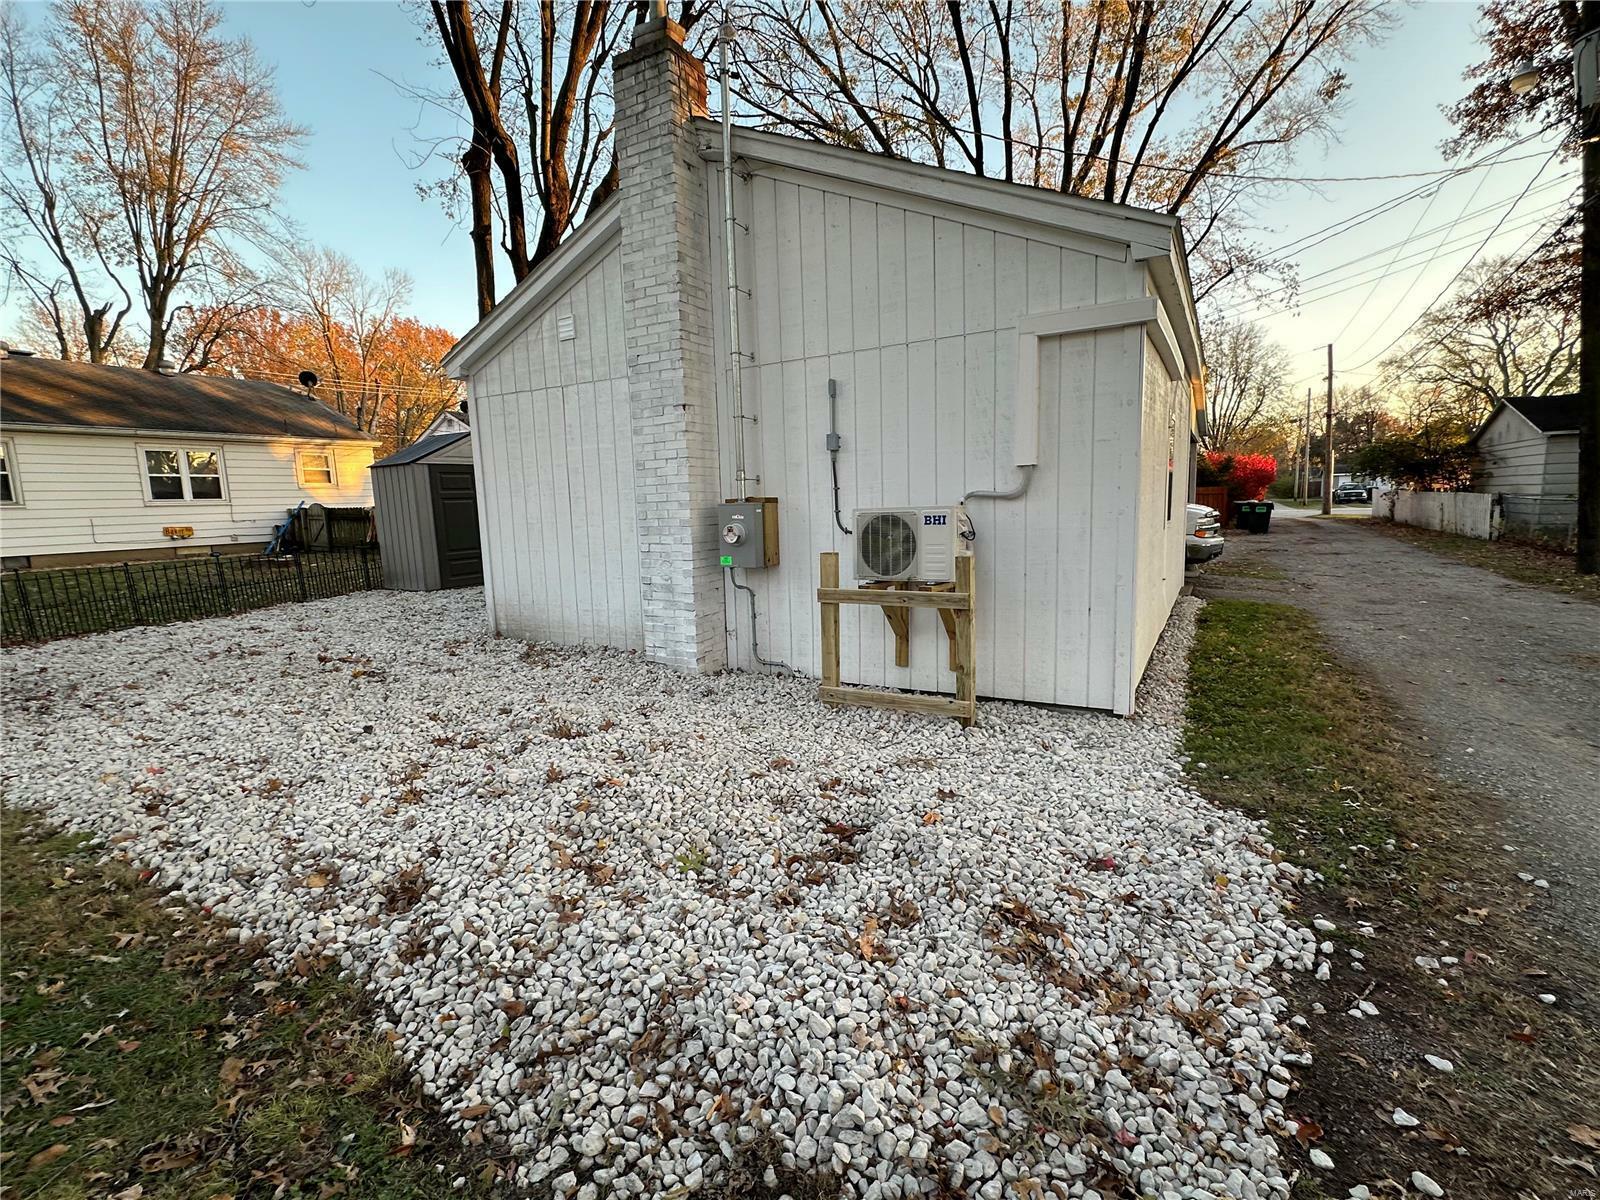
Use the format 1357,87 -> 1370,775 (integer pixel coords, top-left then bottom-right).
1228,454 -> 1277,500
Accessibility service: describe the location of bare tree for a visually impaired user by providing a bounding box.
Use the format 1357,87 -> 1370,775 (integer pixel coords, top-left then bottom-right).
1199,316 -> 1291,451
421,1 -> 703,316
283,246 -> 414,435
46,0 -> 303,369
1390,257 -> 1579,423
0,4 -> 132,362
729,0 -> 1389,298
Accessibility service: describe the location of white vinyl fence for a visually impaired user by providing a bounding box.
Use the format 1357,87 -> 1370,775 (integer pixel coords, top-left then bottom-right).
1371,490 -> 1500,540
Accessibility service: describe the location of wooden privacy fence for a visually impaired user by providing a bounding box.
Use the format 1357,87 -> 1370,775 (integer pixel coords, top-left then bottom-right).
816,551 -> 977,725
2,547 -> 383,645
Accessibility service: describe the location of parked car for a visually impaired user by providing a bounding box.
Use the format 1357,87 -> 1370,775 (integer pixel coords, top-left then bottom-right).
1333,481 -> 1370,504
1186,503 -> 1225,563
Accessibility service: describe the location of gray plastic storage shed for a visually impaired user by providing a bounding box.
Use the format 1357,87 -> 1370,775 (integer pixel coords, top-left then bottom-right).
370,432 -> 483,591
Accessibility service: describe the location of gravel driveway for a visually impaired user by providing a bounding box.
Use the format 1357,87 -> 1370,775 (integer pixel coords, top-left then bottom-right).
1196,516 -> 1600,948
3,590 -> 1319,1199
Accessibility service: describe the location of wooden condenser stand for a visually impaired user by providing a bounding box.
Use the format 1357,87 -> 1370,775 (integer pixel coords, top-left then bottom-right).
816,551 -> 977,726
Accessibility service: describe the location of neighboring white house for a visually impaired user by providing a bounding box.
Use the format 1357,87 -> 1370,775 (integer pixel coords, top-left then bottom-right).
441,16 -> 1205,715
0,351 -> 378,567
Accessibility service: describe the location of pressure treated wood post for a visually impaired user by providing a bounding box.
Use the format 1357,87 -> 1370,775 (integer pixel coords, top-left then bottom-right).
954,553 -> 976,726
819,552 -> 840,688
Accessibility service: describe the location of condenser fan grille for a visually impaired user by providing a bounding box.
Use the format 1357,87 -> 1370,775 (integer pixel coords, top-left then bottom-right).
860,512 -> 917,578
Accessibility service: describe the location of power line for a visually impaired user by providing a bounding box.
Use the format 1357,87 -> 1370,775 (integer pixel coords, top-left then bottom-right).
1328,155 -> 1479,349
1231,131 -> 1549,267
1218,199 -> 1572,320
1343,144 -> 1564,374
938,118 -> 1555,186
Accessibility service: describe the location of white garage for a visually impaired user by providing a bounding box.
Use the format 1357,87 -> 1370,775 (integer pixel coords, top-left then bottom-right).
442,15 -> 1204,715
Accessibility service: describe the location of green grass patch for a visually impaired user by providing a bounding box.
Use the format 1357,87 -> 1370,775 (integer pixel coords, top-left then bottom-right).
1184,600 -> 1400,883
0,810 -> 498,1199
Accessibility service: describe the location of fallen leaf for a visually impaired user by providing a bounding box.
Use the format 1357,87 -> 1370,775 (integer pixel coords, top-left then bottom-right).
139,1147 -> 198,1172
304,872 -> 329,888
391,1118 -> 418,1157
500,999 -> 527,1020
1554,1154 -> 1598,1178
922,810 -> 942,825
1293,1119 -> 1324,1145
116,1039 -> 141,1053
48,1115 -> 76,1128
27,1143 -> 69,1171
460,1104 -> 491,1120
219,1057 -> 246,1088
858,916 -> 880,962
1569,1124 -> 1600,1151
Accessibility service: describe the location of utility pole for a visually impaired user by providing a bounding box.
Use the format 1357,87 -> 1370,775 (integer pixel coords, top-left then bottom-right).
1322,344 -> 1335,515
1578,1 -> 1599,573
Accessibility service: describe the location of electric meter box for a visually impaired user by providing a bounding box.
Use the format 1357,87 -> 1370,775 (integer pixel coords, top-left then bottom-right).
715,497 -> 780,569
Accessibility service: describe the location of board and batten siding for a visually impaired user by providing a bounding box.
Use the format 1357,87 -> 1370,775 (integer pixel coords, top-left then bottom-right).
466,243 -> 645,651
705,163 -> 1161,711
0,429 -> 372,558
1130,332 -> 1188,685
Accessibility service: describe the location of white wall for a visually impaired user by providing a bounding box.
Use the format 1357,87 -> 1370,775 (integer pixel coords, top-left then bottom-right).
1542,432 -> 1578,497
1473,407 -> 1548,494
1381,490 -> 1499,540
466,243 -> 645,651
0,429 -> 372,559
1130,332 -> 1188,706
705,163 -> 1155,712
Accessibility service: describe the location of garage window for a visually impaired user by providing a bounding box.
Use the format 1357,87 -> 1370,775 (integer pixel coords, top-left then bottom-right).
141,445 -> 226,502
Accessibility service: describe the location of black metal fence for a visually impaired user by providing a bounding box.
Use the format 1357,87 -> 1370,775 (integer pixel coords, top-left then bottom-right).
2,547 -> 383,645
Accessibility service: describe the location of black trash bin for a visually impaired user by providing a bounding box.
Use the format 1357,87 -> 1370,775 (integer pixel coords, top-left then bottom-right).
1235,500 -> 1275,533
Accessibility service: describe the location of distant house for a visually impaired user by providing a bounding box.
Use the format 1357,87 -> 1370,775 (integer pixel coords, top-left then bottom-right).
0,351 -> 379,568
417,405 -> 470,439
1470,394 -> 1580,498
1469,393 -> 1580,548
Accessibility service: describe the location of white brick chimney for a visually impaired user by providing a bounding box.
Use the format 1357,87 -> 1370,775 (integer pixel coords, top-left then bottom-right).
614,15 -> 727,674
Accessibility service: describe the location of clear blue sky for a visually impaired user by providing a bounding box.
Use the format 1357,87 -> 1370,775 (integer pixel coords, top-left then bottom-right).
5,0 -> 1574,371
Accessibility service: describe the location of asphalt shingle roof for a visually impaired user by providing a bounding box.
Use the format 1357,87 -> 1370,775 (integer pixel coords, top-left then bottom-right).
0,354 -> 375,442
1503,394 -> 1582,434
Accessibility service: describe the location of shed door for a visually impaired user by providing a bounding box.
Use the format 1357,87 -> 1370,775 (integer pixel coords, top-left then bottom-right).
428,464 -> 483,588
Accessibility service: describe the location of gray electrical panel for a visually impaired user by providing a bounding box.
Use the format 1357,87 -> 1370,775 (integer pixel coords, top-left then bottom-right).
715,498 -> 780,568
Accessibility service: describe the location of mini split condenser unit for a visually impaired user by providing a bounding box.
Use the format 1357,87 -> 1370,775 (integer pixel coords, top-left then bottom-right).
854,507 -> 964,583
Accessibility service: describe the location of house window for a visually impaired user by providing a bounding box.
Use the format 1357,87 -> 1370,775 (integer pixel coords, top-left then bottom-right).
0,438 -> 19,505
297,449 -> 335,486
141,445 -> 226,502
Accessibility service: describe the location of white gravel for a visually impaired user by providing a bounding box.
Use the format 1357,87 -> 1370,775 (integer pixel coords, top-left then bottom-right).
3,589 -> 1317,1198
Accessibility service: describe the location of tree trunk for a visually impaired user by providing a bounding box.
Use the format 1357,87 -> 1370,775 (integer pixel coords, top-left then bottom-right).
465,137 -> 497,318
